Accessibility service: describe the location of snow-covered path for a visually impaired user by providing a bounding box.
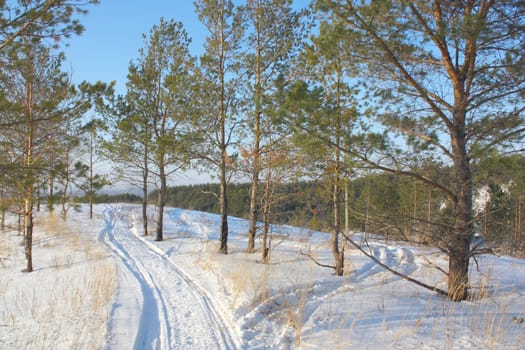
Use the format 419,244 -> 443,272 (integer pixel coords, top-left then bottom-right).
99,205 -> 239,350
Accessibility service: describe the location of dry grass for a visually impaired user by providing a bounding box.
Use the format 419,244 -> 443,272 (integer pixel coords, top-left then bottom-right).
0,212 -> 117,349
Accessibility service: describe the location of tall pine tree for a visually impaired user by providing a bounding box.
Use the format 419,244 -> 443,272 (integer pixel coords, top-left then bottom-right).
316,0 -> 525,300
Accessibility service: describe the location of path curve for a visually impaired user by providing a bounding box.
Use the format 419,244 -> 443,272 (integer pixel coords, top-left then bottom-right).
99,205 -> 239,350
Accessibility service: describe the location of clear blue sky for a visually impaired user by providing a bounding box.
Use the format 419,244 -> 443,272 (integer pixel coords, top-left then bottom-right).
64,0 -> 310,95
63,1 -> 208,94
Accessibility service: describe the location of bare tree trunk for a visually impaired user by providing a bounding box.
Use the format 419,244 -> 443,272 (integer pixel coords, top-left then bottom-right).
261,204 -> 270,264
18,206 -> 23,236
60,151 -> 71,221
23,74 -> 34,273
142,176 -> 148,237
345,181 -> 349,234
247,26 -> 263,254
427,189 -> 432,238
332,152 -> 343,276
88,130 -> 94,219
219,159 -> 229,254
142,137 -> 149,236
261,161 -> 272,264
247,139 -> 260,253
448,112 -> 473,301
515,197 -> 521,244
247,168 -> 259,253
61,173 -> 69,220
1,186 -> 6,230
36,183 -> 40,212
365,176 -> 370,238
24,197 -> 33,272
155,164 -> 166,242
48,174 -> 54,212
412,182 -> 417,237
332,72 -> 344,276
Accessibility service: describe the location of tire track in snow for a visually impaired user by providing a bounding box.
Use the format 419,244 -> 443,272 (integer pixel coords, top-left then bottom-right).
100,205 -> 239,350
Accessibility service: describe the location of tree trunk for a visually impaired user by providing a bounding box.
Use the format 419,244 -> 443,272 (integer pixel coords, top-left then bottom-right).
155,166 -> 166,242
247,23 -> 263,254
448,108 -> 473,301
218,24 -> 229,255
61,176 -> 69,220
332,77 -> 344,276
332,154 -> 343,276
344,181 -> 349,234
247,171 -> 259,253
448,236 -> 470,301
60,152 -> 70,221
24,197 -> 33,272
89,197 -> 93,219
412,182 -> 417,237
142,181 -> 148,237
23,70 -> 34,273
515,197 -> 521,244
142,137 -> 149,236
17,206 -> 22,235
88,129 -> 94,219
247,133 -> 260,253
219,161 -> 228,254
36,185 -> 40,212
261,166 -> 272,264
1,186 -> 6,230
48,175 -> 54,212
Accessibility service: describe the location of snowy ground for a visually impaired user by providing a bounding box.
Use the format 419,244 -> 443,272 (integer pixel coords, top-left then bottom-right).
1,203 -> 524,349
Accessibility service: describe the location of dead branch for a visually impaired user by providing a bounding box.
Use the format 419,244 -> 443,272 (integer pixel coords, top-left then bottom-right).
421,256 -> 449,276
299,251 -> 336,270
470,246 -> 496,272
337,227 -> 448,296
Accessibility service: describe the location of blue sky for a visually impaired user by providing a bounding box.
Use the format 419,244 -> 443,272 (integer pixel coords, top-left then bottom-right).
63,1 -> 208,94
63,0 -> 310,95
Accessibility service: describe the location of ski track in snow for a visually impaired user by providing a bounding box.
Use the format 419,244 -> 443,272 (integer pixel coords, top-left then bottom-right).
99,205 -> 239,350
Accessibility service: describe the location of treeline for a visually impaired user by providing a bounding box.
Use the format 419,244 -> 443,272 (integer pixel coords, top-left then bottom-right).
91,193 -> 143,204
142,154 -> 525,257
156,182 -> 325,227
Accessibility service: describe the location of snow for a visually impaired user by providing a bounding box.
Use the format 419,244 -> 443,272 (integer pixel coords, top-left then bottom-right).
1,203 -> 524,349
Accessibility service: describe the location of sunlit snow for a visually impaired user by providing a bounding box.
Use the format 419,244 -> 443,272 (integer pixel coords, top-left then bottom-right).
1,204 -> 524,349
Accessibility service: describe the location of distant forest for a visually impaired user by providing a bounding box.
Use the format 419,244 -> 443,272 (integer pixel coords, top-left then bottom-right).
102,154 -> 525,257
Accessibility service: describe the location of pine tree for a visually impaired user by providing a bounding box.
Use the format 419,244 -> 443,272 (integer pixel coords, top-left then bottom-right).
0,39 -> 110,271
316,0 -> 525,300
241,0 -> 305,254
194,0 -> 244,254
110,18 -> 196,241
